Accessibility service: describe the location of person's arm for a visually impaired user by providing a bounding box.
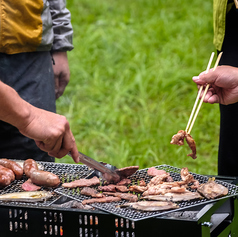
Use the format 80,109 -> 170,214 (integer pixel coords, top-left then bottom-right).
52,51 -> 70,99
192,65 -> 238,105
0,81 -> 79,163
48,0 -> 74,99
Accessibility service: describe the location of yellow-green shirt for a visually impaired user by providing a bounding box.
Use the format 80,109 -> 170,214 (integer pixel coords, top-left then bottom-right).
213,0 -> 234,51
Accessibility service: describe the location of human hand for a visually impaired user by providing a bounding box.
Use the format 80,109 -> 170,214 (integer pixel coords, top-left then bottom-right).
52,51 -> 70,99
18,105 -> 79,163
192,66 -> 238,105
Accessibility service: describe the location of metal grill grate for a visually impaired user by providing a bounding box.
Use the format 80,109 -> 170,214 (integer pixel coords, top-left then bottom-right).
0,162 -> 92,207
55,164 -> 238,221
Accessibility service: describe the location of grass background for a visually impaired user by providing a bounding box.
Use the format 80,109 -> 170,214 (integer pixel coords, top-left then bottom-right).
56,0 -> 219,175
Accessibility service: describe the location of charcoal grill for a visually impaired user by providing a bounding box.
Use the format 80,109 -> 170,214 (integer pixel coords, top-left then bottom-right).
55,164 -> 238,221
0,161 -> 237,237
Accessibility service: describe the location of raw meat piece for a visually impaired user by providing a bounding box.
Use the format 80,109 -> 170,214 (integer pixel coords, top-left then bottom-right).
22,179 -> 41,191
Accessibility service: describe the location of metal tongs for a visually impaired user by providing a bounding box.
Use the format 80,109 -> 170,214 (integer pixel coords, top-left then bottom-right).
68,151 -> 121,183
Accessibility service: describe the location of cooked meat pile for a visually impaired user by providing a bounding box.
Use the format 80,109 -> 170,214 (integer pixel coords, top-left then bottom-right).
170,130 -> 197,159
61,166 -> 229,211
0,158 -> 228,212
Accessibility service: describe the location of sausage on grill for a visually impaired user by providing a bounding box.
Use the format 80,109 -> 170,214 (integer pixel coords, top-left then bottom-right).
0,164 -> 15,187
23,159 -> 39,178
0,158 -> 23,179
30,170 -> 60,187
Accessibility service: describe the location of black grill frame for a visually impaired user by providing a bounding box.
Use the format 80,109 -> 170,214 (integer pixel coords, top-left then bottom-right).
0,162 -> 237,236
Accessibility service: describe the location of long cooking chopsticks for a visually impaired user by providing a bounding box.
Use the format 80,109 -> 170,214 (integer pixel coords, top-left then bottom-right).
185,52 -> 223,135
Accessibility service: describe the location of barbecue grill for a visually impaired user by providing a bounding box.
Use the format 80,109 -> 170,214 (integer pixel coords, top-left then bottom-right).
0,161 -> 237,237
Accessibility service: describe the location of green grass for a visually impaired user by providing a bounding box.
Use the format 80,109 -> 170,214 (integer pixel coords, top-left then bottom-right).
56,0 -> 219,175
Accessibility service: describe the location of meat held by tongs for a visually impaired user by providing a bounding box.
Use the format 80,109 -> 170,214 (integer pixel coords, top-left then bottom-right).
170,130 -> 197,159
170,52 -> 223,160
170,130 -> 186,146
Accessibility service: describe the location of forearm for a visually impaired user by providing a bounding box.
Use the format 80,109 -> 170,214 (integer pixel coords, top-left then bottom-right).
0,81 -> 79,162
0,81 -> 31,130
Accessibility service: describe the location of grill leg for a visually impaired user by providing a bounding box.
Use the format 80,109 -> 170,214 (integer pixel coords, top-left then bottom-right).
230,197 -> 238,237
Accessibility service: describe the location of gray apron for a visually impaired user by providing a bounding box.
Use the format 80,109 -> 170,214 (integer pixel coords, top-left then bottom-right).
0,51 -> 56,162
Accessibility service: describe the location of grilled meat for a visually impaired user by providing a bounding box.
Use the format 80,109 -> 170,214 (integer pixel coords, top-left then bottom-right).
116,166 -> 139,179
180,167 -> 194,183
16,160 -> 44,171
98,184 -> 117,192
0,165 -> 15,187
166,176 -> 174,182
62,176 -> 100,188
52,200 -> 93,210
142,184 -> 186,196
143,190 -> 202,202
170,130 -> 197,159
82,196 -> 121,205
147,167 -> 167,177
148,173 -> 172,186
0,158 -> 23,179
115,186 -> 129,192
81,187 -> 104,198
185,134 -> 197,159
170,130 -> 186,146
23,159 -> 39,178
30,170 -> 60,187
117,178 -> 131,186
129,185 -> 148,193
119,201 -> 179,212
190,180 -> 200,189
103,192 -> 138,202
139,179 -> 146,186
22,179 -> 41,191
180,167 -> 200,189
197,179 -> 228,199
98,184 -> 129,192
142,168 -> 200,196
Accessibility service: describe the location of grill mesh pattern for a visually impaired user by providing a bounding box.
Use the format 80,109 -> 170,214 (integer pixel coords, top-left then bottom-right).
0,162 -> 91,207
55,164 -> 238,221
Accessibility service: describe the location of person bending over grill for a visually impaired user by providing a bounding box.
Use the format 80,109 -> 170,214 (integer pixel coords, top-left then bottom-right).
0,81 -> 79,163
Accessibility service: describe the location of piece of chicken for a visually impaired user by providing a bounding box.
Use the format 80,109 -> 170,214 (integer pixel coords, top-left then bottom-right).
185,133 -> 197,159
170,130 -> 186,146
170,130 -> 197,159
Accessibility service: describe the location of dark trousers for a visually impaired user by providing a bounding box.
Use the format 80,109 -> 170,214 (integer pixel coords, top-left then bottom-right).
218,5 -> 238,176
0,52 -> 56,162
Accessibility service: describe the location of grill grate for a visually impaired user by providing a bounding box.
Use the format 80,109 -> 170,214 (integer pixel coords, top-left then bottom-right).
55,164 -> 238,221
0,162 -> 92,207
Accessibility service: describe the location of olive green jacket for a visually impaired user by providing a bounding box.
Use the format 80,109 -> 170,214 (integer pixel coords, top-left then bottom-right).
213,0 -> 234,51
